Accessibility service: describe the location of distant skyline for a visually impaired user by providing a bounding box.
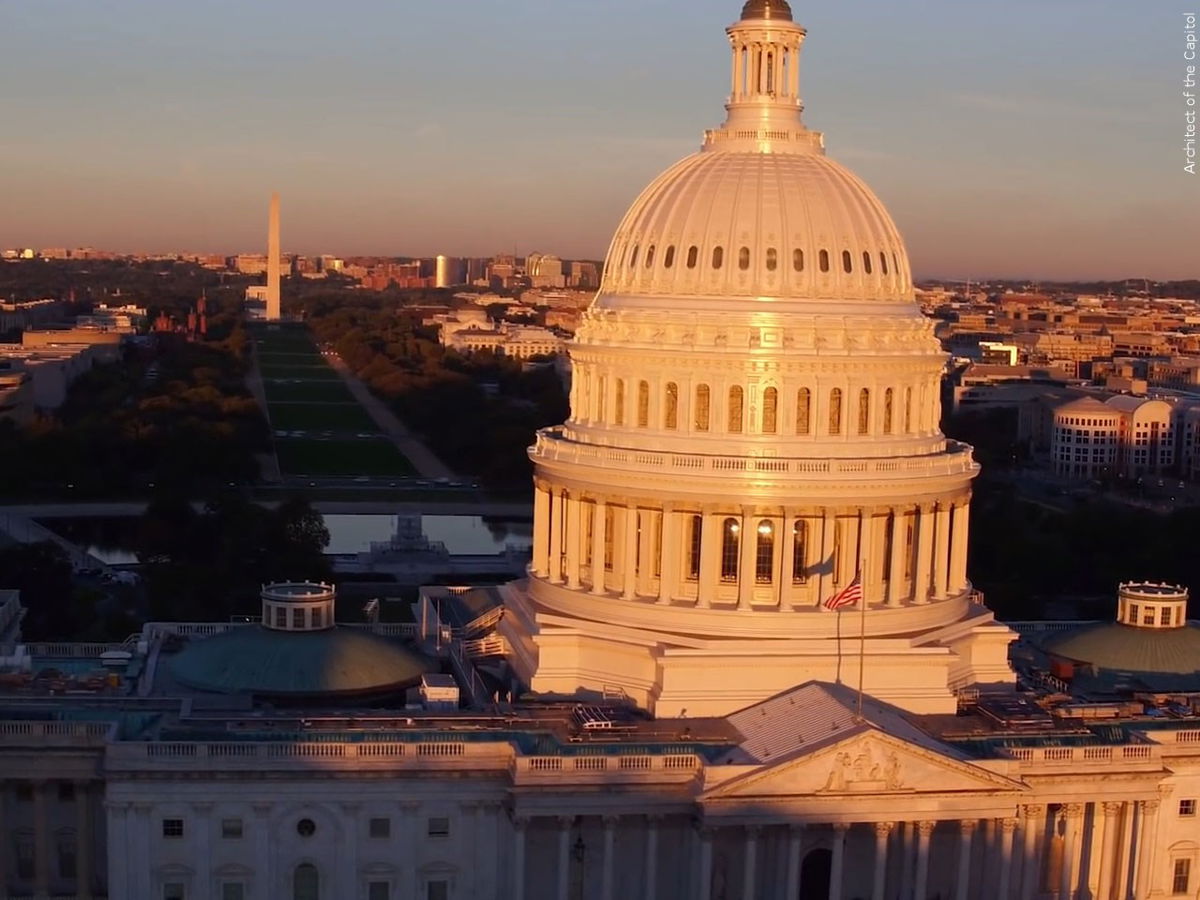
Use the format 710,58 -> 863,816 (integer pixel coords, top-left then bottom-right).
0,0 -> 1194,280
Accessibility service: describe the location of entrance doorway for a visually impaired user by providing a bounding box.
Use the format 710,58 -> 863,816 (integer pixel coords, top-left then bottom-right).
799,848 -> 832,900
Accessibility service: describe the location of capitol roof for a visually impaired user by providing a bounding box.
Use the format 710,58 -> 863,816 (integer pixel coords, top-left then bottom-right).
1046,622 -> 1200,677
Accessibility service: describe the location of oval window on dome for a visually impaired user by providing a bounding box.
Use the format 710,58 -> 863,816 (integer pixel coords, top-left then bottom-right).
819,250 -> 830,273
738,247 -> 751,270
664,246 -> 676,269
863,251 -> 873,275
687,246 -> 699,269
766,248 -> 778,271
630,245 -> 639,268
842,250 -> 853,274
793,249 -> 805,272
892,253 -> 900,277
712,247 -> 724,270
645,245 -> 655,268
879,252 -> 888,276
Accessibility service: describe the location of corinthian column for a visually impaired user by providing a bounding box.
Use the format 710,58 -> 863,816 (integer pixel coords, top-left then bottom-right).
532,484 -> 550,577
933,503 -> 951,600
565,494 -> 581,589
591,499 -> 607,595
955,819 -> 976,900
949,500 -> 970,594
548,489 -> 564,583
913,504 -> 934,605
887,509 -> 907,607
658,505 -> 679,605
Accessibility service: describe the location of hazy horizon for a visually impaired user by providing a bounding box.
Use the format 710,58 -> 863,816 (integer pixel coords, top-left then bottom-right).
1,0 -> 1194,280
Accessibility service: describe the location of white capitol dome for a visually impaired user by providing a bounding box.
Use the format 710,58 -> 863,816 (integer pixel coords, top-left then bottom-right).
502,0 -> 1013,718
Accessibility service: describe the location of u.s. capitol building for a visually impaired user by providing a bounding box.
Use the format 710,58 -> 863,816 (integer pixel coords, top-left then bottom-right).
2,3 -> 1200,899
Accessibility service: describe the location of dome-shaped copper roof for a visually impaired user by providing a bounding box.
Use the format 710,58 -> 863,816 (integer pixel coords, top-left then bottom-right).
741,0 -> 793,21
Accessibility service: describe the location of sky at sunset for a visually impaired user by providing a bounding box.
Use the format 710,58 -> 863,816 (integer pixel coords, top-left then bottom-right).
0,0 -> 1194,280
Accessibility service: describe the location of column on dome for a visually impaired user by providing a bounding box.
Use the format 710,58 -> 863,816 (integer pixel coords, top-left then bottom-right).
622,505 -> 639,600
533,484 -> 550,579
817,509 -> 836,604
933,503 -> 951,600
913,504 -> 934,605
860,509 -> 877,603
887,508 -> 907,607
637,508 -> 658,597
659,505 -> 679,605
565,494 -> 582,590
779,512 -> 798,608
843,512 -> 861,587
698,510 -> 719,609
738,508 -> 756,610
949,499 -> 971,595
591,499 -> 608,594
548,489 -> 564,584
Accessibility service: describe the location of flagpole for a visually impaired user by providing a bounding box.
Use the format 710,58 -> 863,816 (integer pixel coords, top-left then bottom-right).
855,541 -> 866,720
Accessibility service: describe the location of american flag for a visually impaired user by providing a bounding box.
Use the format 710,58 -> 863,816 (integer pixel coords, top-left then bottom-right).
823,574 -> 863,611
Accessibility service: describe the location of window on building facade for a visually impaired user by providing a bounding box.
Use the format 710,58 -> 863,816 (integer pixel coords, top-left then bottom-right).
615,380 -> 626,426
369,817 -> 391,838
766,248 -> 778,271
1144,610 -> 1156,625
739,247 -> 751,270
637,381 -> 649,428
1173,859 -> 1191,895
311,608 -> 323,629
687,246 -> 699,268
1161,607 -> 1173,626
720,518 -> 740,582
881,252 -> 889,275
222,884 -> 246,900
883,388 -> 894,434
597,376 -> 607,421
819,249 -> 830,272
863,251 -> 873,275
829,389 -> 843,435
368,883 -> 390,900
904,387 -> 913,432
221,818 -> 242,840
755,521 -> 774,584
55,828 -> 76,879
162,818 -> 184,839
858,389 -> 871,435
665,383 -> 678,430
793,249 -> 805,272
842,250 -> 853,273
427,882 -> 450,900
629,245 -> 639,268
712,247 -> 724,269
294,864 -> 319,900
164,884 -> 186,900
792,521 -> 807,583
688,515 -> 702,581
275,607 -> 286,628
58,783 -> 75,801
762,388 -> 778,434
664,245 -> 676,268
427,817 -> 450,837
728,386 -> 744,433
796,388 -> 811,435
695,385 -> 711,432
645,245 -> 655,268
1180,799 -> 1197,817
292,608 -> 304,629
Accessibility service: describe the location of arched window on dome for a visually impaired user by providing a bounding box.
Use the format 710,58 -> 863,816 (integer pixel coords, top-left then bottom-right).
637,380 -> 649,428
294,864 -> 319,900
858,389 -> 871,435
738,247 -> 751,270
842,250 -> 853,274
687,515 -> 702,581
819,250 -> 830,273
829,389 -> 843,435
687,246 -> 699,269
766,248 -> 778,271
880,252 -> 889,276
755,520 -> 774,583
695,385 -> 711,432
863,251 -> 873,275
883,388 -> 894,434
712,246 -> 724,269
728,386 -> 744,433
597,376 -> 607,421
796,388 -> 812,435
645,245 -> 655,268
630,245 -> 639,269
793,249 -> 805,272
892,252 -> 900,278
904,387 -> 913,433
615,379 -> 626,426
665,383 -> 679,430
762,388 -> 778,434
664,245 -> 676,268
720,518 -> 740,582
792,520 -> 808,583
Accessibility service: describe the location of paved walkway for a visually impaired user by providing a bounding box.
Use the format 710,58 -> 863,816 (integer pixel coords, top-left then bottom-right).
324,351 -> 456,480
245,336 -> 283,484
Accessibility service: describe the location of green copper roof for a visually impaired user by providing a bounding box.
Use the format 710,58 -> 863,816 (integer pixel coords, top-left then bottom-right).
169,626 -> 436,698
1047,623 -> 1200,676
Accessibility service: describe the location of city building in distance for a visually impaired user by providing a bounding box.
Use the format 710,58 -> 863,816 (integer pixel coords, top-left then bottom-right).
1,3 -> 1199,900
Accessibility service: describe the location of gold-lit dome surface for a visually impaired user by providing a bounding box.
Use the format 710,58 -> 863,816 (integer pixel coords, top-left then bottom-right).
741,0 -> 793,21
